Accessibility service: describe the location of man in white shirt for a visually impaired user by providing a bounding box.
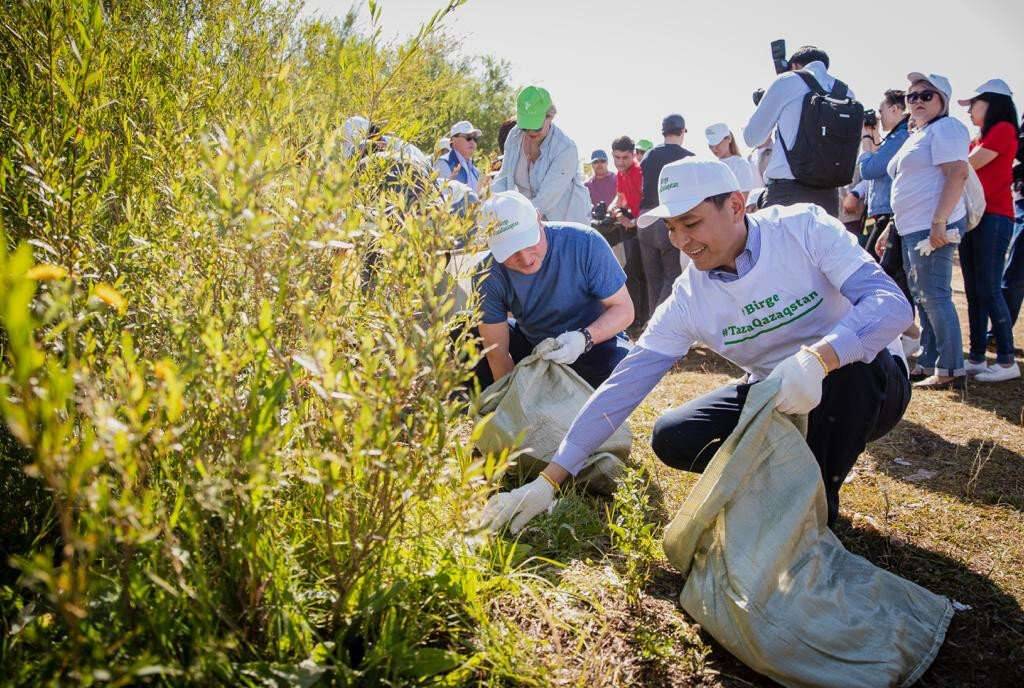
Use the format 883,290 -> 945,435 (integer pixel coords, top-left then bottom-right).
481,159 -> 913,534
743,46 -> 852,218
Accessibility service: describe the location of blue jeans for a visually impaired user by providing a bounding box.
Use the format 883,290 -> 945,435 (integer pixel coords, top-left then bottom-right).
1002,212 -> 1024,330
902,221 -> 966,377
961,213 -> 1015,364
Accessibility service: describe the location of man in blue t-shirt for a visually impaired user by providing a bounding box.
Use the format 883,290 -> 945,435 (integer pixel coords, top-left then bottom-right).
475,191 -> 634,389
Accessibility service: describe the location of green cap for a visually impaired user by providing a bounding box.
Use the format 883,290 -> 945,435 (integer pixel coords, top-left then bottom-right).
516,86 -> 552,130
636,139 -> 653,152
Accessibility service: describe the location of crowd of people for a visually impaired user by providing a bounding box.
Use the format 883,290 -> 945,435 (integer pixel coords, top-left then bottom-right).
339,44 -> 1021,534
456,45 -> 1021,536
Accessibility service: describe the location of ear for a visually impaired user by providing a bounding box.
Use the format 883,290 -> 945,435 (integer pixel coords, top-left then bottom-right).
729,191 -> 746,219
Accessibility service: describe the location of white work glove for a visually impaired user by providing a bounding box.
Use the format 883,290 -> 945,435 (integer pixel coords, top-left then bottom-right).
766,349 -> 827,415
915,228 -> 960,256
479,477 -> 556,534
542,330 -> 588,365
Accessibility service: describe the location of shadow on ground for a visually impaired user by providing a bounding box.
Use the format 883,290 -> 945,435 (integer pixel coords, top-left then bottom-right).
869,419 -> 1024,511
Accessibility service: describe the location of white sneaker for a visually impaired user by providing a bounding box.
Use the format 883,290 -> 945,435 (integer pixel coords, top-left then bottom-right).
974,363 -> 1021,383
901,334 -> 921,360
965,359 -> 990,376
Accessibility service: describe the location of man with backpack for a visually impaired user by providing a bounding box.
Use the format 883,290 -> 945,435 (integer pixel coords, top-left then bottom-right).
743,46 -> 863,218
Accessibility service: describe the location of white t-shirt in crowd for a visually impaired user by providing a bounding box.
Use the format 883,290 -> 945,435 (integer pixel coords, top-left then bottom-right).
722,155 -> 759,192
887,116 -> 969,235
639,204 -> 876,381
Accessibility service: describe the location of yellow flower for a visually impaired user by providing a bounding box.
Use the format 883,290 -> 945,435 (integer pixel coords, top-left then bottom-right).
153,359 -> 176,381
26,264 -> 68,281
94,283 -> 127,314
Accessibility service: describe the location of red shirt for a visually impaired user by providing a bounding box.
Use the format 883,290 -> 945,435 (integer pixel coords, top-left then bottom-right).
970,121 -> 1019,218
616,162 -> 644,218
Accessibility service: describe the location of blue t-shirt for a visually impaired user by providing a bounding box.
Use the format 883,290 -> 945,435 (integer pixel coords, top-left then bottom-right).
479,223 -> 626,345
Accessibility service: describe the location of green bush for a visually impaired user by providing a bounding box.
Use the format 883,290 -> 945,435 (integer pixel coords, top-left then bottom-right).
0,1 -> 538,684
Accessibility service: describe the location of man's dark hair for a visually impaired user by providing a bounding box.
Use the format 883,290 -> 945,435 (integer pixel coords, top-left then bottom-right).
707,191 -> 734,209
883,89 -> 906,109
976,93 -> 1021,139
611,135 -> 635,153
788,46 -> 829,70
497,117 -> 517,154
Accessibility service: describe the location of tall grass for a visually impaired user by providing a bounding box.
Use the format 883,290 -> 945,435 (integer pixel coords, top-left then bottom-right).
0,1 -> 540,684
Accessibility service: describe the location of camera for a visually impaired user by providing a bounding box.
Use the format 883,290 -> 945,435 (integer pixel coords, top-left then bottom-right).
590,201 -> 630,247
863,109 -> 878,128
771,39 -> 788,74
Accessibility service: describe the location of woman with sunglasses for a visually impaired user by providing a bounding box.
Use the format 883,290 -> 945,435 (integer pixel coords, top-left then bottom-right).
957,79 -> 1020,382
492,86 -> 591,225
434,120 -> 483,193
887,73 -> 970,389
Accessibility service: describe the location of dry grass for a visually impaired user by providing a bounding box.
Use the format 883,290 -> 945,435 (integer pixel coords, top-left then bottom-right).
502,257 -> 1024,686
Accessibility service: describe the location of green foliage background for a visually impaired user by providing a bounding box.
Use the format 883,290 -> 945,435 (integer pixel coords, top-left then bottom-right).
0,1 -> 541,685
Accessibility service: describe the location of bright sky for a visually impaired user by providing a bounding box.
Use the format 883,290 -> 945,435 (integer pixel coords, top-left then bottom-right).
304,0 -> 1023,163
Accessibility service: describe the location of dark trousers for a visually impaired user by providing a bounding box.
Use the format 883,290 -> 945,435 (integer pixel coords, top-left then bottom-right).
764,178 -> 840,218
636,218 -> 682,322
472,323 -> 631,390
875,216 -> 915,317
650,350 -> 910,526
622,233 -> 648,328
865,214 -> 890,260
1002,216 -> 1024,329
961,213 -> 1015,364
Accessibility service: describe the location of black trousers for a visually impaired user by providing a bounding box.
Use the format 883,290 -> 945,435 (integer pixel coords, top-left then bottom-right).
650,350 -> 910,526
472,323 -> 631,390
866,215 -> 915,318
621,234 -> 648,328
764,178 -> 840,218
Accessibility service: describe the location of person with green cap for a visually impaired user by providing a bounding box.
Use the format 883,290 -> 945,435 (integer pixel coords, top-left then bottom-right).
635,139 -> 653,164
493,86 -> 591,224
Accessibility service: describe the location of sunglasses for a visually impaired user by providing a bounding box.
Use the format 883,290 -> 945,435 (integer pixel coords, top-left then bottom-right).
455,134 -> 479,142
906,90 -> 939,104
521,116 -> 553,133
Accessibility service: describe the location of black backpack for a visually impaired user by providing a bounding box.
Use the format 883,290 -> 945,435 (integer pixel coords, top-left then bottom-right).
778,71 -> 864,189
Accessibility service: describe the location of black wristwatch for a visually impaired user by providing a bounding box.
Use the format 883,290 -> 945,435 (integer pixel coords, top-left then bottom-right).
579,327 -> 594,353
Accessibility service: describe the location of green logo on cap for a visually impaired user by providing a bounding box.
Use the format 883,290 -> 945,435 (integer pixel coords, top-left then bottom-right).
660,179 -> 679,193
495,219 -> 519,235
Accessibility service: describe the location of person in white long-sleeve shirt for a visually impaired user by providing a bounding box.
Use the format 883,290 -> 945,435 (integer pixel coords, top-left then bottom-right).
480,159 -> 913,534
742,46 -> 852,217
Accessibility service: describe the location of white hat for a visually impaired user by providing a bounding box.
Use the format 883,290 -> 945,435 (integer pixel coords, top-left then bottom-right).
907,72 -> 953,106
637,159 -> 740,229
481,191 -> 541,262
449,120 -> 482,138
705,123 -> 731,146
341,115 -> 370,159
957,78 -> 1014,105
438,136 -> 451,151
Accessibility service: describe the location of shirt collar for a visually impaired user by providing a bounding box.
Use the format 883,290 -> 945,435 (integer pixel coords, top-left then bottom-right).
801,60 -> 830,82
707,216 -> 762,283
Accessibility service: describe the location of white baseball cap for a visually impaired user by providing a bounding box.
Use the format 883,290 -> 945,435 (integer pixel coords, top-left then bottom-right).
437,136 -> 451,151
957,78 -> 1014,105
637,159 -> 740,229
341,115 -> 370,159
705,123 -> 731,146
907,72 -> 953,106
481,191 -> 542,262
449,120 -> 482,138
